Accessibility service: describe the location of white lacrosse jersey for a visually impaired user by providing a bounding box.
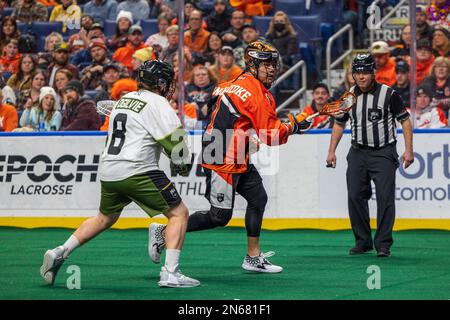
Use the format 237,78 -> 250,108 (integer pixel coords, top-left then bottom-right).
100,89 -> 182,181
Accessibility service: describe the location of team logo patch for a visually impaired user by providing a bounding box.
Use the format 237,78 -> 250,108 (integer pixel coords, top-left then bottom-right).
217,193 -> 224,203
368,108 -> 382,122
170,187 -> 179,199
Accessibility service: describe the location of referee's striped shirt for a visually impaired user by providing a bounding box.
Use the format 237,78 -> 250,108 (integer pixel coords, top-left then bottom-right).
336,82 -> 410,148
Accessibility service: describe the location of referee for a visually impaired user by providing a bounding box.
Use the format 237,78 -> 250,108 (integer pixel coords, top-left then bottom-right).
326,54 -> 414,257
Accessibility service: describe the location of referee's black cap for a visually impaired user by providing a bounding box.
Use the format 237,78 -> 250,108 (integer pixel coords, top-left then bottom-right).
352,53 -> 376,74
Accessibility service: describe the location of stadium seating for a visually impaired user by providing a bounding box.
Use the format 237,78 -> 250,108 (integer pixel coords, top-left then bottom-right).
64,27 -> 80,37
274,0 -> 307,15
85,90 -> 98,99
17,22 -> 30,35
290,15 -> 321,42
31,22 -> 64,37
37,36 -> 46,53
308,0 -> 343,24
140,19 -> 159,39
2,72 -> 12,82
104,20 -> 116,37
2,7 -> 13,16
320,22 -> 343,58
47,6 -> 53,18
197,0 -> 214,14
252,16 -> 272,37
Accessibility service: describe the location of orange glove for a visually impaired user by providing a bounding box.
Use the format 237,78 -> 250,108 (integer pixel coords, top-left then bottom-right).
294,112 -> 308,122
287,112 -> 312,134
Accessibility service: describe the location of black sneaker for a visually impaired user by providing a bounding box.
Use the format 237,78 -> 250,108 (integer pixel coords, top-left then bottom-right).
349,246 -> 373,255
377,248 -> 391,257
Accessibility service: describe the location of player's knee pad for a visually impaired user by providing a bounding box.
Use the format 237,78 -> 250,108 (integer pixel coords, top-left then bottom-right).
210,206 -> 233,227
247,188 -> 268,212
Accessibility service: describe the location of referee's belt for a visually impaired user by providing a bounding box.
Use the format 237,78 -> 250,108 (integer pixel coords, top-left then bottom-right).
351,141 -> 395,151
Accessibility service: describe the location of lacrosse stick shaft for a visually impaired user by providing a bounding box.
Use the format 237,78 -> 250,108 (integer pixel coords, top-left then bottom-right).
306,112 -> 320,122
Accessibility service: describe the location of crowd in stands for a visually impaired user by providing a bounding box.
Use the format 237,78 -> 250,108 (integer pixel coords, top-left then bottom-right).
301,2 -> 450,130
0,0 -> 449,132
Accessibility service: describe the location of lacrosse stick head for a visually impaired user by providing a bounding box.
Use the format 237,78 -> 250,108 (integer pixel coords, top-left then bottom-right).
96,100 -> 117,117
320,91 -> 357,116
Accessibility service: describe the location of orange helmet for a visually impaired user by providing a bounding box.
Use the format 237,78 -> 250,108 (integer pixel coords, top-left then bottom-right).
244,41 -> 280,88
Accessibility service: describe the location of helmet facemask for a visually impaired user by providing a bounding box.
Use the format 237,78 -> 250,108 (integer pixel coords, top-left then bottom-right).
138,60 -> 175,99
162,78 -> 176,100
246,50 -> 281,89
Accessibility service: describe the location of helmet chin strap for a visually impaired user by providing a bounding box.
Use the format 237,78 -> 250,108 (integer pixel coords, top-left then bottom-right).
248,61 -> 273,89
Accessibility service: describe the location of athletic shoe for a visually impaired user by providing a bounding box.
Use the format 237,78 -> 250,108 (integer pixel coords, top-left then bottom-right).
148,223 -> 166,264
158,267 -> 201,288
40,246 -> 67,285
349,246 -> 373,255
377,248 -> 391,257
242,251 -> 283,273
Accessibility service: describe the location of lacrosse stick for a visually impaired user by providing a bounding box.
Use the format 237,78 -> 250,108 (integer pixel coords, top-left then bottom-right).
96,100 -> 117,117
306,91 -> 357,122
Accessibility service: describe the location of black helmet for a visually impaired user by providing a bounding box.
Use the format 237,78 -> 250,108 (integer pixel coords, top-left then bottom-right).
352,54 -> 376,74
138,60 -> 175,98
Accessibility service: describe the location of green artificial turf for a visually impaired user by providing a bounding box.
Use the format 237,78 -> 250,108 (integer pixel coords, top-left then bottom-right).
0,227 -> 449,300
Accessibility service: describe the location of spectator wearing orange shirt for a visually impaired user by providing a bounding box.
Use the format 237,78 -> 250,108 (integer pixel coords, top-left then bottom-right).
416,38 -> 435,85
112,25 -> 148,73
100,78 -> 138,131
370,41 -> 396,87
209,45 -> 243,84
184,10 -> 211,54
0,39 -> 21,75
0,90 -> 18,132
171,0 -> 206,30
302,83 -> 332,129
229,0 -> 272,17
38,0 -> 59,6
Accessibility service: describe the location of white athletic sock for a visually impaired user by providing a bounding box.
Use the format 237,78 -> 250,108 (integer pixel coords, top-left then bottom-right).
62,235 -> 80,258
165,249 -> 180,273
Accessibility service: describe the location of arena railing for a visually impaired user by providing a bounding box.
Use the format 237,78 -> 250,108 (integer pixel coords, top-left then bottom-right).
326,23 -> 354,91
270,59 -> 308,114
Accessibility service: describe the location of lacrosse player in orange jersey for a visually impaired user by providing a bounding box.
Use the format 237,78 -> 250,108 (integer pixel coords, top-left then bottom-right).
149,41 -> 312,273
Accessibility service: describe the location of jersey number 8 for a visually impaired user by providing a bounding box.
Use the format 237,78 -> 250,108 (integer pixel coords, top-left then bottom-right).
107,113 -> 127,155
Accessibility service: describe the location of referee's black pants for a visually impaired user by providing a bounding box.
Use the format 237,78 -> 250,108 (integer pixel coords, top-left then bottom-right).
346,143 -> 399,251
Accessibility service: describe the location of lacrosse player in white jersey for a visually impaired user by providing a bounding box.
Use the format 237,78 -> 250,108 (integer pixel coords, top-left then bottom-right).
40,60 -> 200,288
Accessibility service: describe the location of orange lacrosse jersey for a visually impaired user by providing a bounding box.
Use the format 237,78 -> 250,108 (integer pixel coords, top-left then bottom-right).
202,72 -> 291,173
0,103 -> 18,132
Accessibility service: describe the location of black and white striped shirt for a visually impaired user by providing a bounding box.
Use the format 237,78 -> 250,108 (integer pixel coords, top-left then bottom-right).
336,82 -> 409,148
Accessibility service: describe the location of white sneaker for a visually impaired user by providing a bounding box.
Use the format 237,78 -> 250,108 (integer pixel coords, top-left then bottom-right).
148,223 -> 166,264
242,251 -> 283,273
158,267 -> 201,288
40,246 -> 67,285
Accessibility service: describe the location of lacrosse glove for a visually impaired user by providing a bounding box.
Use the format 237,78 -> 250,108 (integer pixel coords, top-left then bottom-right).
287,113 -> 313,134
